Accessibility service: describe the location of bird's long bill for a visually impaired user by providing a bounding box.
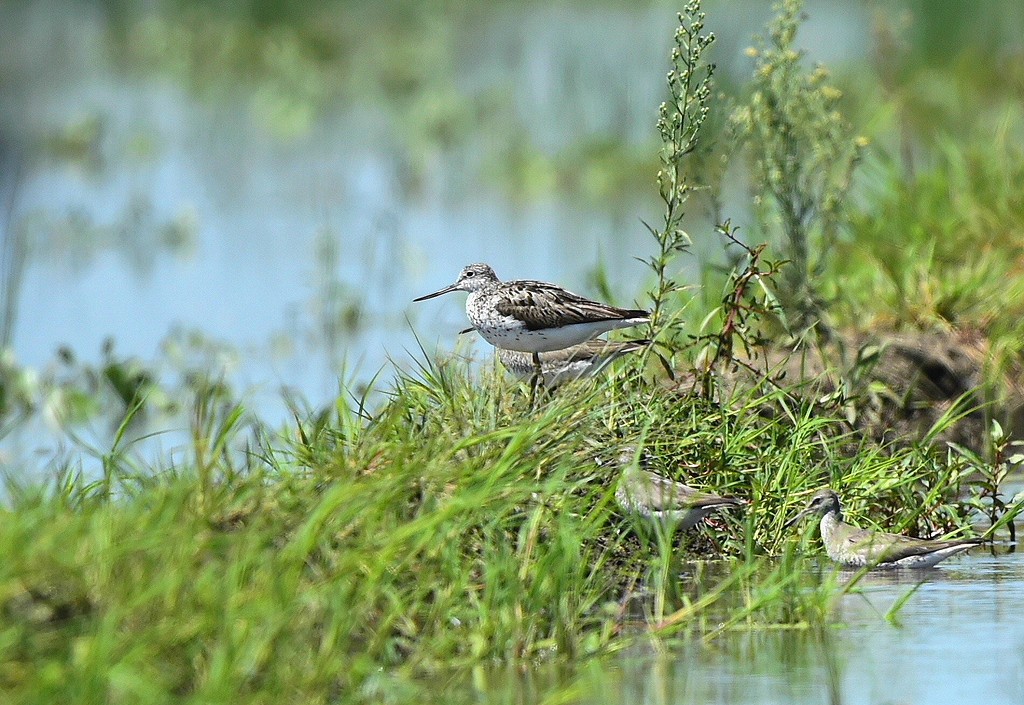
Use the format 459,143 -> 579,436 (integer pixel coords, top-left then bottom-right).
412,283 -> 459,302
783,508 -> 811,529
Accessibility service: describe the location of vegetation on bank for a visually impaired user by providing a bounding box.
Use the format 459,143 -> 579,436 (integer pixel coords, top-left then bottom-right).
0,356 -> 1002,703
2,0 -> 1024,703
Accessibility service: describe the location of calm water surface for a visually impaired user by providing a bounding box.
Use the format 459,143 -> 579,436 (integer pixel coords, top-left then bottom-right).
506,552 -> 1024,705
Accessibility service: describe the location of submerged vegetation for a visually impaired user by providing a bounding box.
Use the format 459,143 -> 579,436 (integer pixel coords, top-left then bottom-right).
2,0 -> 1024,702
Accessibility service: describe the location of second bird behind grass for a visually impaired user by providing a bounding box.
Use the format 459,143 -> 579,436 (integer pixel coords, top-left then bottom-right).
496,339 -> 649,387
615,447 -> 745,532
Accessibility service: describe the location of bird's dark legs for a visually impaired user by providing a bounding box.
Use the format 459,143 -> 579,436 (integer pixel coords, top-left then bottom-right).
529,351 -> 543,406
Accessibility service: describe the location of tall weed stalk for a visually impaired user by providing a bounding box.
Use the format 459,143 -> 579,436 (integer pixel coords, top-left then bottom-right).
644,0 -> 715,350
731,0 -> 865,332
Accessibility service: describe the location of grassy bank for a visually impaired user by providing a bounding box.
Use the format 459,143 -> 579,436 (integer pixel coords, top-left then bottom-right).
0,355 -> 1000,703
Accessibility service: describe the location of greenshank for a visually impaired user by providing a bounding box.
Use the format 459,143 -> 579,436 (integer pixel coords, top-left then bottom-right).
495,339 -> 648,387
413,264 -> 650,383
787,488 -> 982,569
615,448 -> 744,531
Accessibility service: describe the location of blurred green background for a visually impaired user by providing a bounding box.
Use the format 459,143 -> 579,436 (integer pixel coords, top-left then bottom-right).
1,0 -> 1023,462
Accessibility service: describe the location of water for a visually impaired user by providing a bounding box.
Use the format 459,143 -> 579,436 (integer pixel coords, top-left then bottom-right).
825,555 -> 1024,703
496,552 -> 1024,705
0,0 -> 871,438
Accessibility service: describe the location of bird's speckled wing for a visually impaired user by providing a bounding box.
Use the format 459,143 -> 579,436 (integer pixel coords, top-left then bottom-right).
555,339 -> 648,363
493,281 -> 649,330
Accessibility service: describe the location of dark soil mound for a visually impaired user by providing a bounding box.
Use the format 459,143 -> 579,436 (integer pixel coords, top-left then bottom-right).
674,328 -> 1024,455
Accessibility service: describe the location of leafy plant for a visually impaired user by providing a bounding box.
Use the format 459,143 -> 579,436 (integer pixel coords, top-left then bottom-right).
730,0 -> 865,332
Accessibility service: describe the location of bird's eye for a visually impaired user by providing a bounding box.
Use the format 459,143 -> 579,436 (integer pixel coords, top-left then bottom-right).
465,271 -> 475,277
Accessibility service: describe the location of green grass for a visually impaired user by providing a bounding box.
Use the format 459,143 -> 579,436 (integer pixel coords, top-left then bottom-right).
0,354 -> 995,703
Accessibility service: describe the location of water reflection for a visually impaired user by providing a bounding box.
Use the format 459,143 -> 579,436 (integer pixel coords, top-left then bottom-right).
459,553 -> 1024,705
609,554 -> 1024,705
614,629 -> 846,705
